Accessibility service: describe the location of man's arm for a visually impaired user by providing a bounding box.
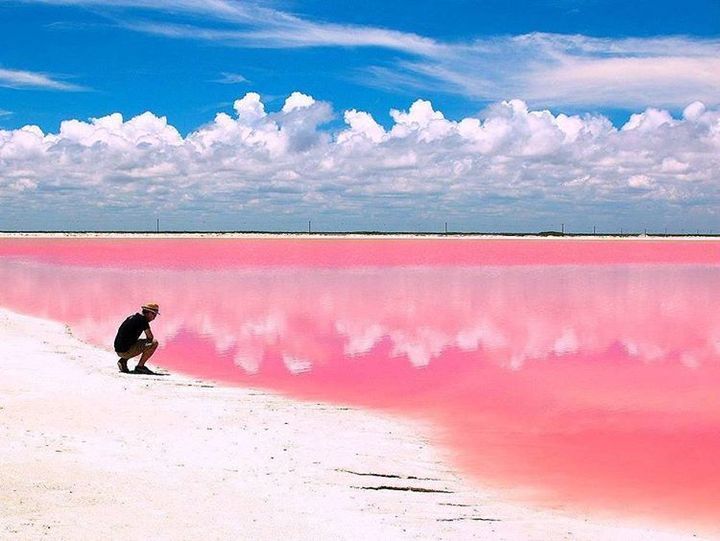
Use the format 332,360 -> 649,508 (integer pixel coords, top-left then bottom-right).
145,327 -> 154,341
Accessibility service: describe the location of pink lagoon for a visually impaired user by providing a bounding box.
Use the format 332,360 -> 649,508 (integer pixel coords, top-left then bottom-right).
2,236 -> 720,536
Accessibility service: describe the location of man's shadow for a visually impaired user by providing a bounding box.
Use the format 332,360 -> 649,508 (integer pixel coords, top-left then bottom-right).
129,370 -> 171,376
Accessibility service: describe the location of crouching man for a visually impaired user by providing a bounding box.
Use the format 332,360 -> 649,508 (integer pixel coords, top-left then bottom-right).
114,303 -> 160,374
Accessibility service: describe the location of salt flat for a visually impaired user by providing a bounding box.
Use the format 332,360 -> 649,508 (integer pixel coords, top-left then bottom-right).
0,232 -> 717,240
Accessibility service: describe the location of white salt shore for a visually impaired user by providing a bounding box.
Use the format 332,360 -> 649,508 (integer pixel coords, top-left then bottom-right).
0,308 -> 707,540
0,231 -> 718,240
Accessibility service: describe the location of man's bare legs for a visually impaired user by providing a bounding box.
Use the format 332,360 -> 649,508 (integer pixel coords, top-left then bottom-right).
136,339 -> 159,368
117,358 -> 129,373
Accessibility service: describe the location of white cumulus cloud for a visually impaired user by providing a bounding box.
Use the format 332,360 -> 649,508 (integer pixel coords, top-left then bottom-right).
1,92 -> 719,230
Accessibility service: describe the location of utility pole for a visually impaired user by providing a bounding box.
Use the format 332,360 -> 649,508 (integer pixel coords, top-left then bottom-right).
156,218 -> 159,233
444,222 -> 448,234
308,220 -> 312,234
561,223 -> 564,235
593,225 -> 596,235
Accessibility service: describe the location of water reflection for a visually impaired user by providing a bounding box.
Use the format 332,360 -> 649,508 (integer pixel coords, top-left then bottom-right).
1,252 -> 720,531
3,260 -> 719,371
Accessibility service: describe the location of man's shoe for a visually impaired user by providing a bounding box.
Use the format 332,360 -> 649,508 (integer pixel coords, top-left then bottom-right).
117,359 -> 129,373
133,365 -> 155,375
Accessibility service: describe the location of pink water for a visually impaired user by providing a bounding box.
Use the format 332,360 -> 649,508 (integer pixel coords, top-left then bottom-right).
2,238 -> 720,532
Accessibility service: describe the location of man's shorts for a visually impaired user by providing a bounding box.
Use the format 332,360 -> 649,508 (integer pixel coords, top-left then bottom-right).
116,338 -> 155,360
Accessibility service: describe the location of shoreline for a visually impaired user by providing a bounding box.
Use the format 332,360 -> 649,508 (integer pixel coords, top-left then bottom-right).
0,232 -> 719,241
0,307 -> 707,539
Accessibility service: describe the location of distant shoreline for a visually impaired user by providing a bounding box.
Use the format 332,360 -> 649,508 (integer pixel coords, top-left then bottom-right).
1,231 -> 719,240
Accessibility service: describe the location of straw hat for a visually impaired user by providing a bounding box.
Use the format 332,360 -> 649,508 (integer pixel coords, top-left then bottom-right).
141,303 -> 160,315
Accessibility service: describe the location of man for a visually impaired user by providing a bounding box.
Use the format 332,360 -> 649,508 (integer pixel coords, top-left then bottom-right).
114,303 -> 160,374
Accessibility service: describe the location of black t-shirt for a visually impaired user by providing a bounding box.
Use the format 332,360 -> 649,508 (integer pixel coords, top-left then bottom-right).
114,313 -> 150,352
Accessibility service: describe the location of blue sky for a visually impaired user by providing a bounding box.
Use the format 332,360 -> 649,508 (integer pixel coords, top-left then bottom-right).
1,0 -> 718,132
0,0 -> 719,231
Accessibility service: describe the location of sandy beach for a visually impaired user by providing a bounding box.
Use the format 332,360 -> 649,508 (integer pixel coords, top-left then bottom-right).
0,307 -> 710,540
